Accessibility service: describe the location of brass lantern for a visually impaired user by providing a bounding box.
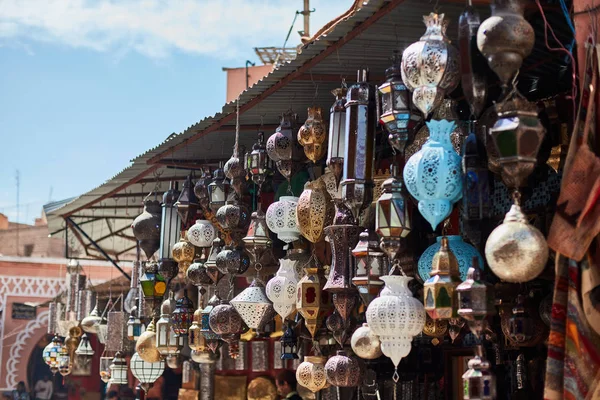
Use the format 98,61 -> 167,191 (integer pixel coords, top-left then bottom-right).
375,164 -> 412,264
208,162 -> 230,213
296,178 -> 335,243
457,257 -> 495,339
188,308 -> 205,352
327,87 -> 347,187
378,53 -> 412,154
424,237 -> 461,320
139,262 -> 167,302
342,69 -> 376,222
298,106 -> 328,163
489,93 -> 545,189
132,199 -> 162,259
296,265 -> 330,339
159,181 -> 181,279
135,319 -> 161,363
242,209 -> 272,265
245,131 -> 273,188
175,174 -> 200,228
194,168 -> 212,212
352,230 -> 386,307
462,357 -> 496,399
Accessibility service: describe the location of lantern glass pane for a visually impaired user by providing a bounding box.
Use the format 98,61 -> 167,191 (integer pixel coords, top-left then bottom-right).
393,87 -> 409,110
160,206 -> 181,260
381,91 -> 391,114
328,110 -> 346,160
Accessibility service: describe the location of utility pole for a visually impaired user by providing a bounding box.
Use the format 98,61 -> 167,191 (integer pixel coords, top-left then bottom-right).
303,0 -> 310,37
15,170 -> 20,256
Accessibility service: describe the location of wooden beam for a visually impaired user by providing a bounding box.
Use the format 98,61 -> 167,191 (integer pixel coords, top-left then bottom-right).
88,205 -> 143,210
146,0 -> 405,165
296,73 -> 385,82
87,225 -> 131,245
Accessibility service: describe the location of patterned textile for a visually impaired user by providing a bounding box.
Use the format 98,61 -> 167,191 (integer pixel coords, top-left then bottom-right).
544,253 -> 600,399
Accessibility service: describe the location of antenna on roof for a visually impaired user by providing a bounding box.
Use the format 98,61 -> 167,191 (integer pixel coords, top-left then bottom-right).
15,169 -> 20,256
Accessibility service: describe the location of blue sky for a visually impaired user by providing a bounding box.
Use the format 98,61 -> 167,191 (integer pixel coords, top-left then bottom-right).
0,0 -> 347,223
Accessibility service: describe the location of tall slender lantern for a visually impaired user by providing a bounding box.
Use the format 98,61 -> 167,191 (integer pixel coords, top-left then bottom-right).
175,174 -> 200,228
194,168 -> 213,212
352,230 -> 386,307
266,259 -> 298,320
424,237 -> 461,320
267,111 -> 304,182
378,53 -> 412,154
327,87 -> 347,187
297,264 -> 330,339
156,293 -> 181,356
172,290 -> 195,335
208,162 -> 230,213
457,257 -> 495,339
245,132 -> 273,187
342,69 -> 376,222
159,181 -> 181,281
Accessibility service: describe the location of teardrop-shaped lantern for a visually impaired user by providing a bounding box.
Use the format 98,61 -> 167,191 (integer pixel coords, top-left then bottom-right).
296,179 -> 334,243
132,199 -> 162,259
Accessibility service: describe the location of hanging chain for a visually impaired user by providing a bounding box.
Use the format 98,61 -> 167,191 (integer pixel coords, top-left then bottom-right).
233,98 -> 240,158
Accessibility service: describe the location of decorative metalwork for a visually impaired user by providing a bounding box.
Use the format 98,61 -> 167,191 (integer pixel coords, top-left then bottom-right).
296,265 -> 331,338
156,294 -> 179,356
422,314 -> 448,345
187,219 -> 216,248
267,111 -> 304,181
459,5 -> 487,118
462,356 -> 496,399
352,230 -> 386,307
266,259 -> 298,320
171,233 -> 195,266
457,257 -> 495,339
351,323 -> 382,360
216,201 -> 251,239
324,350 -> 363,388
296,356 -> 327,393
172,289 -> 195,335
327,88 -> 347,187
297,178 -> 334,243
132,199 -> 162,259
194,167 -> 212,212
209,301 -> 243,358
186,257 -> 213,286
136,319 -> 161,363
245,132 -> 273,187
224,152 -> 246,198
106,311 -> 126,353
159,181 -> 181,275
242,209 -> 272,264
215,245 -> 250,275
266,196 -> 301,243
424,237 -> 461,320
418,235 -> 484,282
109,352 -> 128,384
208,162 -> 230,213
298,106 -> 327,163
401,13 -> 460,117
280,323 -> 298,360
230,279 -> 275,331
175,174 -> 199,228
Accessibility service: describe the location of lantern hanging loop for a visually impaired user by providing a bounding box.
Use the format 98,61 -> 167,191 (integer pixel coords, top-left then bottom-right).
143,170 -> 164,203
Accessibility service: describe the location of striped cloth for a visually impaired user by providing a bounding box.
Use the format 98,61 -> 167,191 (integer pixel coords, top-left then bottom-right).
544,254 -> 600,399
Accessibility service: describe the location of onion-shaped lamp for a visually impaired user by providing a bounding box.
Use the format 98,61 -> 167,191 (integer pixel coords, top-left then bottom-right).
131,352 -> 165,393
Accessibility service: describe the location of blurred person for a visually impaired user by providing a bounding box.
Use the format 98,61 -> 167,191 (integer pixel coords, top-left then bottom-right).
33,375 -> 52,400
11,382 -> 30,400
106,390 -> 119,400
275,370 -> 301,400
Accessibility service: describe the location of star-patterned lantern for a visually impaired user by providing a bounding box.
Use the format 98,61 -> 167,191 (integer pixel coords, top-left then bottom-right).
327,87 -> 347,187
216,245 -> 250,275
132,199 -> 162,259
352,230 -> 386,307
424,237 -> 461,320
296,265 -> 330,339
172,290 -> 195,335
187,219 -> 217,248
296,178 -> 335,243
267,111 -> 304,181
175,174 -> 200,228
266,258 -> 298,321
298,106 -> 327,163
216,200 -> 250,240
230,279 -> 275,331
457,257 -> 495,338
266,196 -> 301,243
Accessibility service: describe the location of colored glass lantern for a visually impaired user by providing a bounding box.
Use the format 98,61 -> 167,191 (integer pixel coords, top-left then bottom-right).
58,346 -> 71,377
132,199 -> 162,259
266,259 -> 298,321
352,230 -> 386,307
172,289 -> 194,335
209,301 -> 243,359
109,352 -> 128,384
188,308 -> 205,351
130,352 -> 165,393
327,87 -> 347,187
404,119 -> 463,230
159,181 -> 181,276
208,162 -> 230,213
507,295 -> 534,344
351,323 -> 382,360
266,196 -> 301,243
296,265 -> 330,339
376,164 -> 412,264
342,69 -> 376,222
75,333 -> 94,357
418,235 -> 484,282
175,174 -> 199,227
457,257 -> 496,339
136,319 -> 162,363
127,304 -> 143,341
156,293 -> 179,356
242,209 -> 273,265
245,132 -> 273,187
231,279 -> 275,331
140,262 -> 167,301
193,168 -> 212,212
266,111 -> 304,181
378,53 -> 412,154
296,356 -> 327,393
325,350 -> 363,388
489,94 -> 546,189
280,323 -> 298,360
424,237 -> 461,320
297,178 -> 335,243
462,357 -> 496,400
42,335 -> 63,371
201,294 -> 221,353
187,219 -> 216,248
401,13 -> 460,117
298,106 -> 327,163
366,275 -> 426,380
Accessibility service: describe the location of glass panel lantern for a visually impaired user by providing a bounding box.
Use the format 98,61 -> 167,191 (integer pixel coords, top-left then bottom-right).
507,295 -> 534,344
296,265 -> 331,339
352,230 -> 386,307
280,323 -> 298,360
156,293 -> 178,355
242,209 -> 273,265
175,174 -> 199,228
208,162 -> 230,213
140,262 -> 167,301
328,87 -> 347,187
159,181 -> 181,262
58,345 -> 71,377
172,289 -> 195,335
127,302 -> 143,341
109,352 -> 128,384
188,308 -> 205,351
245,132 -> 273,187
462,357 -> 496,400
130,352 -> 165,393
424,237 -> 461,320
378,52 -> 412,154
457,257 -> 495,338
42,334 -> 63,370
194,168 -> 213,212
75,333 -> 94,356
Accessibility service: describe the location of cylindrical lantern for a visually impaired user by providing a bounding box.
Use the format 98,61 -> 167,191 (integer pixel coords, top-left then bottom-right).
327,88 -> 347,187
266,196 -> 301,243
159,181 -> 181,272
298,106 -> 328,163
132,199 -> 162,259
208,162 -> 230,213
342,69 -> 376,222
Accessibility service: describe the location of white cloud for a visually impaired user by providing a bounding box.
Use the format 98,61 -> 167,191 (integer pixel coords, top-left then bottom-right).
0,0 -> 349,59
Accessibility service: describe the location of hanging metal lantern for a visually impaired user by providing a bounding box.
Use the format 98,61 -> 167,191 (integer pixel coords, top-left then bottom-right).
75,333 -> 94,356
376,164 -> 412,263
459,5 -> 487,118
325,350 -> 363,388
477,0 -> 534,87
159,181 -> 181,277
132,199 -> 162,259
401,13 -> 460,117
224,152 -> 246,198
507,295 -> 534,344
156,293 -> 179,356
187,254 -> 213,286
462,357 -> 496,400
298,106 -> 328,163
366,275 -> 426,381
342,69 -> 376,222
485,198 -> 548,282
296,356 -> 327,393
215,245 -> 250,275
231,279 -> 275,331
109,352 -> 128,384
418,235 -> 485,282
208,162 -> 230,213
81,303 -> 102,334
404,119 -> 463,230
489,94 -> 546,189
42,335 -> 63,371
205,235 -> 225,284
448,317 -> 466,343
378,52 -> 412,154
136,319 -> 162,363
266,111 -> 304,181
140,261 -> 167,301
351,323 -> 382,360
424,237 -> 461,320
326,311 -> 348,347
171,233 -> 195,272
266,259 -> 298,321
187,219 -> 216,248
201,294 -> 221,352
216,200 -> 250,236
175,174 -> 199,228
457,257 -> 495,339
327,87 -> 347,187
242,209 -> 273,265
245,132 -> 273,187
127,303 -> 143,341
58,345 -> 71,377
188,308 -> 205,351
99,356 -> 112,383
266,196 -> 301,243
280,323 -> 298,360
422,314 -> 449,346
194,168 -> 213,212
352,230 -> 386,307
296,265 -> 330,339
209,301 -> 242,359
172,289 -> 195,335
297,178 -> 334,243
130,352 -> 165,393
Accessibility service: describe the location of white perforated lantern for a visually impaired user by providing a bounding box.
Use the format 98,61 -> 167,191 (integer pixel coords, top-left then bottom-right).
296,356 -> 327,393
230,279 -> 275,331
266,259 -> 298,321
266,196 -> 301,243
187,219 -> 216,248
366,275 -> 425,379
130,352 -> 165,393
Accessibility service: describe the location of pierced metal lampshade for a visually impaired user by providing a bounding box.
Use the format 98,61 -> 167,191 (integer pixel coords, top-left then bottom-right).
194,168 -> 213,212
132,199 -> 162,259
230,279 -> 275,331
175,174 -> 200,228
